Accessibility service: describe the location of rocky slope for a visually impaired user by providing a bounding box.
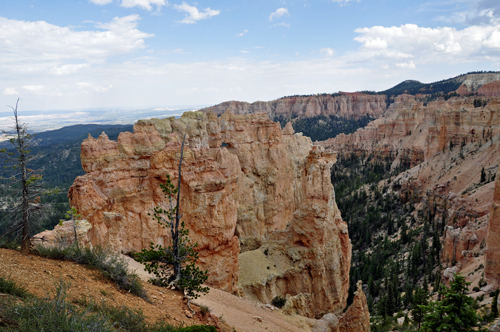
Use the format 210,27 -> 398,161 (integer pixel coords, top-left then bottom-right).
319,93 -> 500,290
486,167 -> 500,285
66,111 -> 360,321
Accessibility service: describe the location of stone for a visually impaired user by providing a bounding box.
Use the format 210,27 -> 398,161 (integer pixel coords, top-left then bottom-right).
490,319 -> 500,332
32,219 -> 92,248
200,93 -> 388,120
338,281 -> 370,332
486,166 -> 500,283
66,110 -> 352,318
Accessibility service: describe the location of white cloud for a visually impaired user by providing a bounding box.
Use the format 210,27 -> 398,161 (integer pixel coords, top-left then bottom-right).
396,61 -> 416,69
173,2 -> 220,24
273,22 -> 290,28
354,23 -> 500,64
23,85 -> 62,96
320,48 -> 335,57
51,64 -> 90,76
0,15 -> 153,69
240,50 -> 249,53
236,29 -> 248,37
89,0 -> 114,4
77,82 -> 113,92
121,0 -> 167,11
3,87 -> 18,95
269,8 -> 288,21
330,0 -> 360,5
89,0 -> 167,10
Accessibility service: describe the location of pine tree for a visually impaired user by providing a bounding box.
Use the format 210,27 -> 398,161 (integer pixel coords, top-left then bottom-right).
492,290 -> 499,318
412,286 -> 429,329
481,167 -> 486,183
0,99 -> 51,254
421,274 -> 487,332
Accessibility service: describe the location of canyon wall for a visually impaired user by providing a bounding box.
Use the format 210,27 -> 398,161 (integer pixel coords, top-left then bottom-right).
200,93 -> 387,120
319,94 -> 500,272
68,111 -> 352,318
486,167 -> 500,284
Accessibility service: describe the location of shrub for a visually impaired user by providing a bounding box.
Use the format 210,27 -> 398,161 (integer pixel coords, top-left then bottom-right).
0,275 -> 30,298
0,279 -> 217,332
0,240 -> 19,250
200,305 -> 211,316
35,244 -> 147,299
271,295 -> 287,308
0,279 -> 114,332
473,286 -> 480,292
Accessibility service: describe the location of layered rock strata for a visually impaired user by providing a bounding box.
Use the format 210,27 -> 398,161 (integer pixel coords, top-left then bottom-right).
68,111 -> 352,318
486,167 -> 500,283
201,93 -> 387,120
318,95 -> 500,273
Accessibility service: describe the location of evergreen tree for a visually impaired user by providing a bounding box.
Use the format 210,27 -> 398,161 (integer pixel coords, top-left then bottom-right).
492,289 -> 499,318
0,99 -> 51,254
481,167 -> 486,183
421,274 -> 487,332
412,286 -> 429,329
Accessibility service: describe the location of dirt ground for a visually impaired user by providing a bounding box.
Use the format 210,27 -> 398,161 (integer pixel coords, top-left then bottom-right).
0,248 -> 224,330
0,248 -> 315,332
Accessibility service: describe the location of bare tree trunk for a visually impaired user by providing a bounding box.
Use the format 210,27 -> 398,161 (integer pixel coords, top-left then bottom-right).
172,129 -> 188,282
12,99 -> 30,255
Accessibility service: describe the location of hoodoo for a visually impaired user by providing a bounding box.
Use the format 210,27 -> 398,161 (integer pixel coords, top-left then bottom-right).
68,111 -> 354,318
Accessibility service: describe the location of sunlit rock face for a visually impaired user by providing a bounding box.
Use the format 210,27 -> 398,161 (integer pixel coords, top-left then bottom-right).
68,111 -> 352,317
486,167 -> 500,284
200,93 -> 387,120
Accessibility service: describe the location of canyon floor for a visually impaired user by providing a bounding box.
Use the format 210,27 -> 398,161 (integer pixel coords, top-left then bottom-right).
0,248 -> 314,332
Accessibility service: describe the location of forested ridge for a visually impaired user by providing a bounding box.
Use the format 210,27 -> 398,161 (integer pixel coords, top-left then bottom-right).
0,124 -> 133,237
332,151 -> 496,331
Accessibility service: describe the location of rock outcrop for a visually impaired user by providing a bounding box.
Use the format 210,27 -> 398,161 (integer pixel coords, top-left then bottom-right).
312,282 -> 370,332
200,93 -> 387,120
486,167 -> 500,284
32,219 -> 92,248
67,111 -> 351,318
338,281 -> 370,332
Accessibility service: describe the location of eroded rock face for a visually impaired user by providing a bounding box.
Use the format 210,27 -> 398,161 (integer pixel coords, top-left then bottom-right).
68,111 -> 351,317
486,167 -> 500,283
200,93 -> 387,120
338,281 -> 370,332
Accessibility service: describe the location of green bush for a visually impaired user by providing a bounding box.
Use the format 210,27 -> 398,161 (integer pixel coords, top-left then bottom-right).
177,326 -> 217,332
35,245 -> 147,299
0,275 -> 30,298
1,279 -> 114,332
0,240 -> 19,250
0,279 -> 217,332
271,295 -> 287,308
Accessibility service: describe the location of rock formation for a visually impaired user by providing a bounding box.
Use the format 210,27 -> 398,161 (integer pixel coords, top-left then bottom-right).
32,219 -> 92,248
200,93 -> 387,120
311,281 -> 370,332
338,281 -> 370,332
486,167 -> 500,284
67,111 -> 352,318
317,94 -> 500,279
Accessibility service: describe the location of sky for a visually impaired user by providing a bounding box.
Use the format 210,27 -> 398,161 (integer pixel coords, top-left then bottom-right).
0,0 -> 500,114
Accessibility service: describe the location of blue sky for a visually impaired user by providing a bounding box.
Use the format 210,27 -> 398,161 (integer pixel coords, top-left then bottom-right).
0,0 -> 499,113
